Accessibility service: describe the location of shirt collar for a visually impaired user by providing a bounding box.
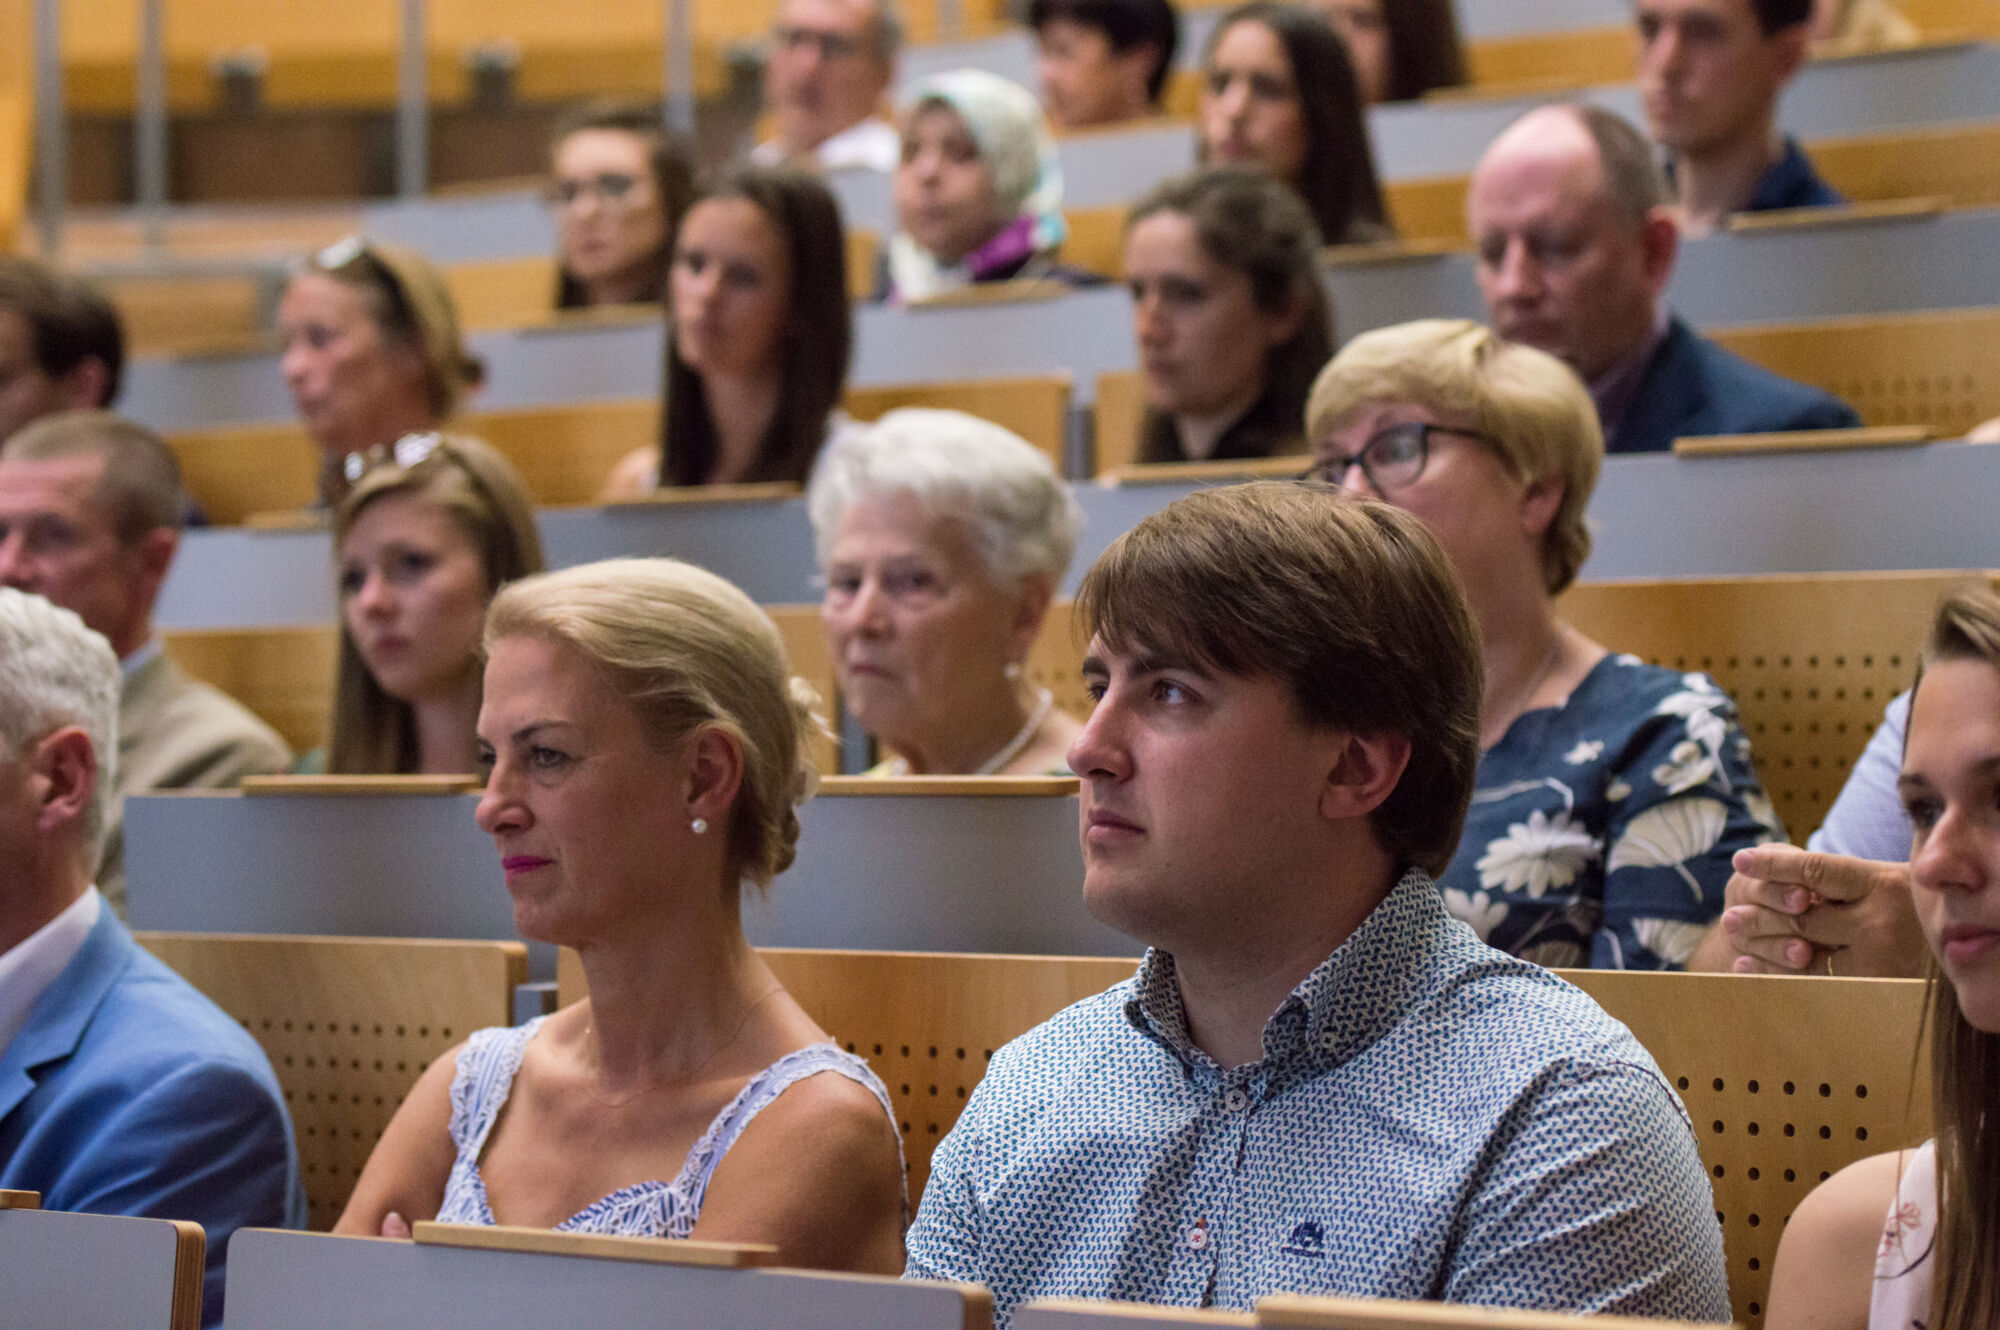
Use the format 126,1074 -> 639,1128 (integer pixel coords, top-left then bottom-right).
0,886 -> 103,1056
1124,868 -> 1454,1076
1588,302 -> 1674,441
120,638 -> 163,678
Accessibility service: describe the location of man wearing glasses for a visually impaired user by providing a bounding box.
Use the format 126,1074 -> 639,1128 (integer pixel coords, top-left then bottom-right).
753,0 -> 903,172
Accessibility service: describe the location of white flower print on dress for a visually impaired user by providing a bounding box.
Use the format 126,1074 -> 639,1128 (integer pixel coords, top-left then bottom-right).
1652,740 -> 1718,795
1563,740 -> 1604,765
1475,809 -> 1601,898
1443,888 -> 1509,941
1742,785 -> 1787,841
1634,917 -> 1711,965
1607,796 -> 1729,902
1606,778 -> 1633,801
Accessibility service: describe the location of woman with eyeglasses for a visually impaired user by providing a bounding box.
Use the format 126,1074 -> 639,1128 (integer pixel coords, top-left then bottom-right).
1306,319 -> 1781,969
548,102 -> 696,310
278,238 -> 485,508
1123,166 -> 1333,465
298,434 -> 545,775
1759,589 -> 2000,1330
599,166 -> 853,498
1197,1 -> 1393,249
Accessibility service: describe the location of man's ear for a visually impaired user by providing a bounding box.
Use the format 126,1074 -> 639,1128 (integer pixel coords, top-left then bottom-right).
1321,729 -> 1412,822
1769,22 -> 1811,85
58,357 -> 112,411
1638,207 -> 1679,297
33,727 -> 97,838
128,527 -> 178,611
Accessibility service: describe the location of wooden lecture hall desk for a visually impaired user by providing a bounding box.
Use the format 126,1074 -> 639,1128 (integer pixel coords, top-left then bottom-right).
223,1225 -> 988,1329
0,1193 -> 205,1330
123,777 -> 1129,981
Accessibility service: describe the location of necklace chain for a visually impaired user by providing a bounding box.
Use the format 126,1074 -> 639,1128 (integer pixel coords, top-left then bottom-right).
586,981 -> 783,1106
885,687 -> 1056,777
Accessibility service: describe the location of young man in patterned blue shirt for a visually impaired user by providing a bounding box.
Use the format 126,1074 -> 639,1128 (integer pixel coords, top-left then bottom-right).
904,482 -> 1731,1326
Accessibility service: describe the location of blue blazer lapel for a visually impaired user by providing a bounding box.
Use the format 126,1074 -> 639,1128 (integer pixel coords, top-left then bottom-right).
0,909 -> 132,1125
1614,317 -> 1711,454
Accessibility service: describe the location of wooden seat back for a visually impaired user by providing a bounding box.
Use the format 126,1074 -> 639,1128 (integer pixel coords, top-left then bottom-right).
442,255 -> 560,332
1062,205 -> 1128,281
1560,970 -> 1931,1329
1091,369 -> 1147,476
765,604 -> 842,778
1558,570 -> 2000,836
0,1197 -> 204,1330
163,623 -> 338,755
1709,306 -> 2000,438
166,373 -> 1073,522
844,373 -> 1074,471
558,948 -> 1135,1202
135,932 -> 528,1229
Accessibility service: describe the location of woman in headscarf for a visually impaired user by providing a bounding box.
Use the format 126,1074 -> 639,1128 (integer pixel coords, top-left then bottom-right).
882,69 -> 1101,304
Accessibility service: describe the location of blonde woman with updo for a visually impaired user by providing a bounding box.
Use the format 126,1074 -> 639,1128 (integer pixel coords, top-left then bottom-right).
337,558 -> 906,1270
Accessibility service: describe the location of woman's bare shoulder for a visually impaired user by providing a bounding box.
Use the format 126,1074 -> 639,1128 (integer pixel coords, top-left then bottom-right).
1765,1147 -> 1922,1330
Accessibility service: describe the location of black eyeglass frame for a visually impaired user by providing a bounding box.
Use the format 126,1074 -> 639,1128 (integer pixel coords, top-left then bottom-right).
1301,420 -> 1505,492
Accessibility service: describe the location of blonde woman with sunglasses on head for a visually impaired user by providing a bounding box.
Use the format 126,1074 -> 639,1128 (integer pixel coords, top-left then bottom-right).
278,237 -> 485,508
296,434 -> 544,775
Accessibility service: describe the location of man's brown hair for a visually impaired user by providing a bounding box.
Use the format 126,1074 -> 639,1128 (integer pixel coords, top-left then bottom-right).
1,410 -> 184,544
1075,481 -> 1483,875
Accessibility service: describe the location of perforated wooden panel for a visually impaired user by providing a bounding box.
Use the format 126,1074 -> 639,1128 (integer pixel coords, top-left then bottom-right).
1711,308 -> 2000,438
1562,971 -> 1931,1330
1558,571 -> 2000,838
557,947 -> 1135,1205
136,932 -> 527,1230
163,623 -> 338,755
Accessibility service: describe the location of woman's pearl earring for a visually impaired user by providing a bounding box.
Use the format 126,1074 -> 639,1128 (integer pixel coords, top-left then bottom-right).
690,818 -> 708,835
1004,662 -> 1024,682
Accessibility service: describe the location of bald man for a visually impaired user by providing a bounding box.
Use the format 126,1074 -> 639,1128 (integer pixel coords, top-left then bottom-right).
1467,104 -> 1858,454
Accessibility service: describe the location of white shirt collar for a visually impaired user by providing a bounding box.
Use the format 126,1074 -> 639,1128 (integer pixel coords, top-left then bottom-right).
751,116 -> 900,173
0,887 -> 103,1057
120,639 -> 163,678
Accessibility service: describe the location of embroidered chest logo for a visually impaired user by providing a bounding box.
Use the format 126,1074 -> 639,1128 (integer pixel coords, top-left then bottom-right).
1280,1220 -> 1326,1259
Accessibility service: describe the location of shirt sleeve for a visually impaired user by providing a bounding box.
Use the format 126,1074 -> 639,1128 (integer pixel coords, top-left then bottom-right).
1808,691 -> 1913,862
39,1059 -> 303,1329
902,1098 -> 986,1286
1443,1059 -> 1731,1321
1593,677 -> 1778,970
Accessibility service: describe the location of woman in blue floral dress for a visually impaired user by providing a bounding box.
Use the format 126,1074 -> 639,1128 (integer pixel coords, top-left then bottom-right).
1305,319 -> 1782,968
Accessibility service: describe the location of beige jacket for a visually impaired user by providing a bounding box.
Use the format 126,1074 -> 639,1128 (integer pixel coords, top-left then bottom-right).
99,650 -> 292,914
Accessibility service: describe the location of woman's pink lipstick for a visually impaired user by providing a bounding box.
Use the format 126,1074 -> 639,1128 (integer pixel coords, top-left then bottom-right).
501,856 -> 552,878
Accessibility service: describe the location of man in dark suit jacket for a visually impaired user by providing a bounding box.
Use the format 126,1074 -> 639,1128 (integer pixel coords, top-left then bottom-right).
0,587 -> 304,1329
1467,104 -> 1859,455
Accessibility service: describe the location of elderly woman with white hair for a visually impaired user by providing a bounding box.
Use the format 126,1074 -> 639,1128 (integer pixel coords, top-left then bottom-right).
808,408 -> 1084,776
1306,319 -> 1781,970
882,68 -> 1101,303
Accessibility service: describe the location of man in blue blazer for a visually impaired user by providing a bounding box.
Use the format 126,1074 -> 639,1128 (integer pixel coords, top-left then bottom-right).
0,588 -> 304,1328
1468,104 -> 1859,455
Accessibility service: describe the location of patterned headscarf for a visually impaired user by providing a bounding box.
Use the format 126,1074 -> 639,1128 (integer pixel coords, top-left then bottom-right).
889,69 -> 1067,302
